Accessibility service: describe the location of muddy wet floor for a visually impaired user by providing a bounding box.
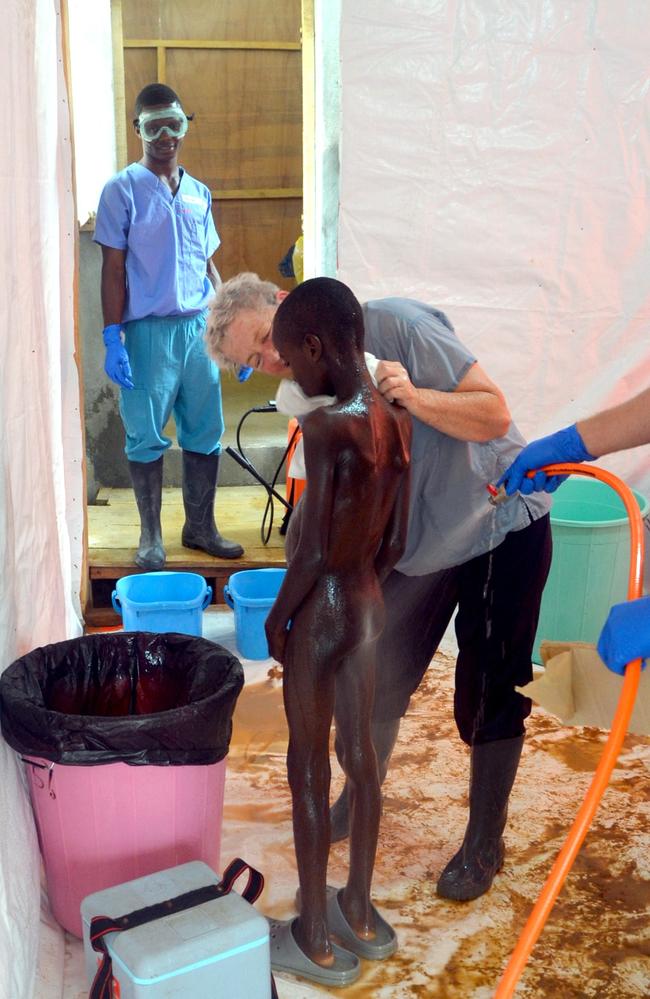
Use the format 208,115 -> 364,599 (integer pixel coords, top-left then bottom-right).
222,652 -> 650,999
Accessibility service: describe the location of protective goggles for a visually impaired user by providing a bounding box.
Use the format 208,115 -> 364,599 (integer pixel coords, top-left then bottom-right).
136,105 -> 189,142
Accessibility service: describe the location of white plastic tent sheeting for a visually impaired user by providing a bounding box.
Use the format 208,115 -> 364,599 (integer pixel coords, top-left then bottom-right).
0,2 -> 84,998
338,1 -> 650,508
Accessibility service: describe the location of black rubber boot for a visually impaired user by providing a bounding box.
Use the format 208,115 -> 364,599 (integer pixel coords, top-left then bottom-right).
436,734 -> 525,901
329,717 -> 401,843
128,457 -> 166,570
181,450 -> 244,559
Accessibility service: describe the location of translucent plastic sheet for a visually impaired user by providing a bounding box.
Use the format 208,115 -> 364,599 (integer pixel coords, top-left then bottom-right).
339,1 -> 650,505
1,2 -> 84,996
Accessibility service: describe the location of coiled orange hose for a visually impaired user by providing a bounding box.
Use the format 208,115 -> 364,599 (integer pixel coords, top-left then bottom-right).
494,462 -> 645,998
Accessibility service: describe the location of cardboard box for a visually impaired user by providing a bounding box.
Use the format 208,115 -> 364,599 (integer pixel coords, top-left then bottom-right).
518,640 -> 650,735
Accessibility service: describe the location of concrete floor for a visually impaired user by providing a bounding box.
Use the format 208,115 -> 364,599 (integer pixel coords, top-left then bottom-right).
35,609 -> 650,998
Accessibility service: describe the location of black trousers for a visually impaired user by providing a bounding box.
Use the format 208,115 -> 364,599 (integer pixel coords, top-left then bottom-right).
373,514 -> 552,745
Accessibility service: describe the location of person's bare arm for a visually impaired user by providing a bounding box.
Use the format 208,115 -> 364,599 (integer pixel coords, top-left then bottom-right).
100,246 -> 127,326
577,387 -> 650,457
265,410 -> 335,662
207,256 -> 221,291
376,360 -> 511,442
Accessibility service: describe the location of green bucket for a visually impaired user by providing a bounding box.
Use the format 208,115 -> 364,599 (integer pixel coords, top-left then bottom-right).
533,477 -> 649,664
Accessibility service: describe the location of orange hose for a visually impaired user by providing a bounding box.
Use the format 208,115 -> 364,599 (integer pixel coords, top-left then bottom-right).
494,463 -> 645,998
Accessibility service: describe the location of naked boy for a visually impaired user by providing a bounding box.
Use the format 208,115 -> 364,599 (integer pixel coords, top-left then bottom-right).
265,277 -> 411,987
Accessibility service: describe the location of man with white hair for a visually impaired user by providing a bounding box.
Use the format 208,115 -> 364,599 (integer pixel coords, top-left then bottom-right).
207,273 -> 552,903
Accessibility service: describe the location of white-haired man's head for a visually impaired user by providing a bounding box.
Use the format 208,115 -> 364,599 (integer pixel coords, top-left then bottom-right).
206,272 -> 289,376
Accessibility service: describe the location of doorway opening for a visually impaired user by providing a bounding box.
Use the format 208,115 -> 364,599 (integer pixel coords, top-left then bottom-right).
67,0 -> 340,622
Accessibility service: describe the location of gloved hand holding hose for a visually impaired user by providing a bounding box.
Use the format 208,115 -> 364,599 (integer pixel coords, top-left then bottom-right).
498,386 -> 650,496
497,424 -> 595,495
495,384 -> 650,677
103,324 -> 134,389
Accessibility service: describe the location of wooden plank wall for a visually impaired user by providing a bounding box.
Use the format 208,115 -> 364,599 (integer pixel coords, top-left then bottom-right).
118,0 -> 303,288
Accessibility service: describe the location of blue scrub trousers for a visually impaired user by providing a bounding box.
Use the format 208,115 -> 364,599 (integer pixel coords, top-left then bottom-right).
120,312 -> 224,463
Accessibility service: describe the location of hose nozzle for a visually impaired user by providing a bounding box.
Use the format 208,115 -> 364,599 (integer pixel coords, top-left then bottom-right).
486,482 -> 509,506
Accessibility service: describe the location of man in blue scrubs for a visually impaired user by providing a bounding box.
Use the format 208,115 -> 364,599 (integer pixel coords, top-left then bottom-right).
94,83 -> 243,569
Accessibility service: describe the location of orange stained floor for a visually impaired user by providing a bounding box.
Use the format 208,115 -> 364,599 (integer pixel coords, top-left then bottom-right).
222,650 -> 650,999
35,615 -> 649,998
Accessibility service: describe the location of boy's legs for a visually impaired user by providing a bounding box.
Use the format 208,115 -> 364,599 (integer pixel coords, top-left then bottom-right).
333,640 -> 381,935
282,615 -> 337,965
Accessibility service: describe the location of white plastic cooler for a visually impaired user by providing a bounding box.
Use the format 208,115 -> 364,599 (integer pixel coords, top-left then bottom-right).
81,861 -> 271,999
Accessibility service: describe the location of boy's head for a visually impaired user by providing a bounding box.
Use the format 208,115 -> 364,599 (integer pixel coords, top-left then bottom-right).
272,277 -> 365,396
133,84 -> 191,158
134,83 -> 183,118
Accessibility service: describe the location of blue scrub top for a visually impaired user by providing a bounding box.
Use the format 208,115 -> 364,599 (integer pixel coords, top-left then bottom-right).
94,162 -> 219,322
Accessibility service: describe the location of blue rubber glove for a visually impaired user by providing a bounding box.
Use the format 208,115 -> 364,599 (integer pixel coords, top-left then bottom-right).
497,424 -> 595,496
597,596 -> 650,675
102,324 -> 134,389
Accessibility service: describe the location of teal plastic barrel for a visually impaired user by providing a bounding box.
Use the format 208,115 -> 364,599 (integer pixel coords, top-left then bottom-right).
533,478 -> 649,663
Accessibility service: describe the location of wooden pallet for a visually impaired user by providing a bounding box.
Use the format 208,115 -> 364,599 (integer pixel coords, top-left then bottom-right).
87,485 -> 287,627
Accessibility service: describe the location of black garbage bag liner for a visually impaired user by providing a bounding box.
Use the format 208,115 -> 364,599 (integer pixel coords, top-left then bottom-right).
0,632 -> 244,766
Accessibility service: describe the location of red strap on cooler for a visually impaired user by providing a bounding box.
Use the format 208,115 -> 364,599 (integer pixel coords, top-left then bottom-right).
89,858 -> 278,999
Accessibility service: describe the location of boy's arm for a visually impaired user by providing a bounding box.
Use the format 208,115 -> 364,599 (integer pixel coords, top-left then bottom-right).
265,410 -> 336,662
374,463 -> 411,583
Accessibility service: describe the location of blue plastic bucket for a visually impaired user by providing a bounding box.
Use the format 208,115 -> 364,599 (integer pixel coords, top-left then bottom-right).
112,571 -> 212,637
223,568 -> 287,660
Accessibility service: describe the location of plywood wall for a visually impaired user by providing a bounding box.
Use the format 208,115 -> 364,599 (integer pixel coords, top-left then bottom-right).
118,0 -> 303,288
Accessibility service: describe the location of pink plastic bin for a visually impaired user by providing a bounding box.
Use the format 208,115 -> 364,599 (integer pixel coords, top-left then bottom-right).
25,756 -> 225,938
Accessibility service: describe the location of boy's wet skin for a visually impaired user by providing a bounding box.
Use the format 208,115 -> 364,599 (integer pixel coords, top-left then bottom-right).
265,278 -> 411,979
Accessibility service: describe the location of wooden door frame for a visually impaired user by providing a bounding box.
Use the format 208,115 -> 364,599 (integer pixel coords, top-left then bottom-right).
110,0 -> 316,271
110,0 -> 128,170
301,0 -> 315,279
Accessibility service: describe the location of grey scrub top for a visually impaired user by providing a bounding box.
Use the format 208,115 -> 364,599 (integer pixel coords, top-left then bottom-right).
362,298 -> 551,575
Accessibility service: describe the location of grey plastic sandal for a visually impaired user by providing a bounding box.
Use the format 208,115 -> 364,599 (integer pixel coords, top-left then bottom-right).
295,885 -> 398,961
268,917 -> 361,987
325,886 -> 398,960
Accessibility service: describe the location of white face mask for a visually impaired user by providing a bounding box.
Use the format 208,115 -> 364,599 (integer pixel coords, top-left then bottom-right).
137,105 -> 189,141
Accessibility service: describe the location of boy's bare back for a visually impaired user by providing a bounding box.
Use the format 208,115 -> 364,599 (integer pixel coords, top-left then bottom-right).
286,391 -> 410,576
